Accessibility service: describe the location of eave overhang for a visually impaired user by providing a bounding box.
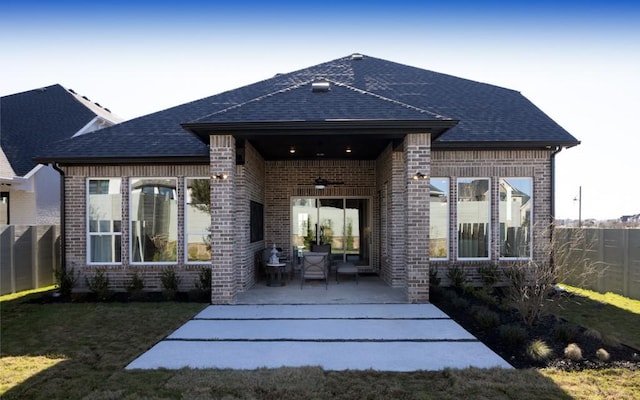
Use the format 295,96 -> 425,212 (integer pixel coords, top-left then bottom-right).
182,119 -> 459,140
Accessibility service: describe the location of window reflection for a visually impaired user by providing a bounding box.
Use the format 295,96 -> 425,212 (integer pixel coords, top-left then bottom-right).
88,178 -> 121,263
429,178 -> 449,259
499,178 -> 532,258
186,178 -> 211,262
457,178 -> 490,259
130,178 -> 177,263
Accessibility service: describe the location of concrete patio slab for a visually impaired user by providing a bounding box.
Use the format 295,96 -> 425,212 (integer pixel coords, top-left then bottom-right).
126,303 -> 512,372
195,304 -> 450,319
126,340 -> 512,371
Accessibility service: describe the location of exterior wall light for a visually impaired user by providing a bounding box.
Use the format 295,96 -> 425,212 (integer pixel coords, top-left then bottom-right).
413,171 -> 427,180
213,174 -> 228,180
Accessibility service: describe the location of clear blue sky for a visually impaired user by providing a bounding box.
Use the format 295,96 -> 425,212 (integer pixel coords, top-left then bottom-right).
2,0 -> 639,220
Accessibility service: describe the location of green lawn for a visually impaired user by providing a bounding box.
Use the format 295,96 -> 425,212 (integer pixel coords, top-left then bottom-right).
1,289 -> 639,399
553,284 -> 640,349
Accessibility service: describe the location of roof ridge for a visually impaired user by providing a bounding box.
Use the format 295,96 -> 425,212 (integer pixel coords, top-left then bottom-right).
192,80 -> 314,122
323,78 -> 451,120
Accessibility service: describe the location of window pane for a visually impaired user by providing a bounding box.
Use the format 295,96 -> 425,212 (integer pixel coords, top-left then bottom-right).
131,178 -> 178,263
186,178 -> 211,262
500,178 -> 532,258
88,178 -> 121,263
429,178 -> 449,259
90,235 -> 121,263
291,198 -> 317,251
457,178 -> 490,258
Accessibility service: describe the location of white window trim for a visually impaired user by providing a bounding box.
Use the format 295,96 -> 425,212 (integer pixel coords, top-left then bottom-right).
499,177 -> 533,260
456,177 -> 491,261
184,177 -> 211,264
129,177 -> 178,265
86,178 -> 122,265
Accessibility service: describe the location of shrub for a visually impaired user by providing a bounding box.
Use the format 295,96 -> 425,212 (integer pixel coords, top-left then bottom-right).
54,266 -> 79,298
472,307 -> 500,329
442,289 -> 458,301
429,266 -> 441,287
478,264 -> 501,289
126,271 -> 145,292
498,324 -> 528,346
472,288 -> 499,307
161,267 -> 181,291
161,267 -> 181,300
583,328 -> 602,341
527,339 -> 553,362
451,296 -> 469,310
596,348 -> 610,361
554,323 -> 579,343
563,343 -> 583,361
194,267 -> 212,291
447,265 -> 467,290
85,268 -> 112,301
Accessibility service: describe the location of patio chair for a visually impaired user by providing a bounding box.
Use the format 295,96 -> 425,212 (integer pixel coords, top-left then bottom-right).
311,243 -> 332,272
300,252 -> 328,289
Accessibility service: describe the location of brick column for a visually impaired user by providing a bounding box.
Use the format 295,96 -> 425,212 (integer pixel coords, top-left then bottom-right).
210,135 -> 236,304
404,133 -> 431,303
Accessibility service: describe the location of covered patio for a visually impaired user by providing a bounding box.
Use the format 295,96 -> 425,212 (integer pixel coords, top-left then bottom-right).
236,274 -> 407,305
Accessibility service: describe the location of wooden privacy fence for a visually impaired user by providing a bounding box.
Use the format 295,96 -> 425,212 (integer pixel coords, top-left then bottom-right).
556,228 -> 640,300
0,225 -> 60,295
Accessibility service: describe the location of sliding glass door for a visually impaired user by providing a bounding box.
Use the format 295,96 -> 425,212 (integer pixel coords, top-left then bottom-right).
291,197 -> 370,267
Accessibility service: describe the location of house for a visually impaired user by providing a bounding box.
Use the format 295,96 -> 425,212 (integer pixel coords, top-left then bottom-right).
1,84 -> 122,225
34,54 -> 580,304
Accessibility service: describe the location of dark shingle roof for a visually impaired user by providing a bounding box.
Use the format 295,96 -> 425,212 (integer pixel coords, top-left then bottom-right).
1,84 -> 119,175
35,54 -> 579,163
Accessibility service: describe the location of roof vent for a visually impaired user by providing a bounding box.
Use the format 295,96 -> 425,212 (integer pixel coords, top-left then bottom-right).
311,80 -> 330,93
351,53 -> 364,60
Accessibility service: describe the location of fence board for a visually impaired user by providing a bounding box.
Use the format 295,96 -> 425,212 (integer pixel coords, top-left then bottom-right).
557,228 -> 640,300
0,225 -> 59,295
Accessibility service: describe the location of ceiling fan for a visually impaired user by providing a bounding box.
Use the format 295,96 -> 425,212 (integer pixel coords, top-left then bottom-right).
313,177 -> 344,190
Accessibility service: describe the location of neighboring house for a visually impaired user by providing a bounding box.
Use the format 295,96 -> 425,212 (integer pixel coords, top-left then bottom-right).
1,84 -> 122,225
35,54 -> 580,304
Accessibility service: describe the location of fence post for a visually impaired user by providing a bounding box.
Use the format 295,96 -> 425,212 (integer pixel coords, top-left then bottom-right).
623,229 -> 630,298
597,229 -> 605,293
32,225 -> 38,289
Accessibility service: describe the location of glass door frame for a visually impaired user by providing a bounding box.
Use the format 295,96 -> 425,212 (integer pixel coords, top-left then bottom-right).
291,196 -> 372,267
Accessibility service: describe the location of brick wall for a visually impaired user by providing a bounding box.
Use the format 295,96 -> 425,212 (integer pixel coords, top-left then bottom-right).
235,141 -> 266,291
404,133 -> 431,302
265,159 -> 377,256
430,149 -> 553,286
210,135 -> 236,303
62,164 -> 210,292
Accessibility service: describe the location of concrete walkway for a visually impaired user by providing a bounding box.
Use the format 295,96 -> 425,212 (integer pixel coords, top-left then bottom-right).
126,304 -> 512,371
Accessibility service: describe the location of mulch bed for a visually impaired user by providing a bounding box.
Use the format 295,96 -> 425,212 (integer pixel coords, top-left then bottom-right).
430,286 -> 640,370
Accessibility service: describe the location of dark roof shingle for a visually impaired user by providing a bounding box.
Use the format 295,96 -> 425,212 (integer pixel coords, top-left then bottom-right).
35,54 -> 579,163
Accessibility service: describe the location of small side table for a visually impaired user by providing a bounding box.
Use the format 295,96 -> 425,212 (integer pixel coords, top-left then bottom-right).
266,263 -> 287,287
336,262 -> 358,284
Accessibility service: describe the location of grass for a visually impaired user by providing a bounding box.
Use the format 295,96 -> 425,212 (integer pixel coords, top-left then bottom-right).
1,289 -> 639,399
554,284 -> 640,349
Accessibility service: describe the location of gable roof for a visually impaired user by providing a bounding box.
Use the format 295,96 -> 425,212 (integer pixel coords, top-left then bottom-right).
35,54 -> 579,164
1,84 -> 121,176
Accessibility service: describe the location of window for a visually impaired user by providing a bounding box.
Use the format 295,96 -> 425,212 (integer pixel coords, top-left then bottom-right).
130,178 -> 177,263
457,178 -> 490,259
185,178 -> 211,263
87,178 -> 121,263
429,178 -> 449,259
250,201 -> 264,243
499,178 -> 532,258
